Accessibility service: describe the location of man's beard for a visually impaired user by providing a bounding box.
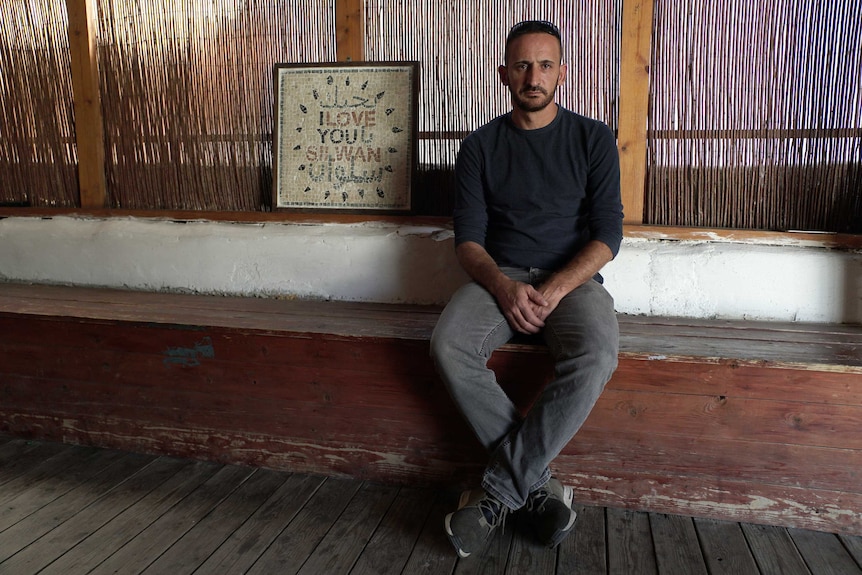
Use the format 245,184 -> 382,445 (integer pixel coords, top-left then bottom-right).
512,85 -> 556,112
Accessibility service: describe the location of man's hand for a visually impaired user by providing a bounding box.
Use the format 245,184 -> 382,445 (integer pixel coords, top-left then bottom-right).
455,242 -> 550,334
493,277 -> 549,334
454,239 -> 613,334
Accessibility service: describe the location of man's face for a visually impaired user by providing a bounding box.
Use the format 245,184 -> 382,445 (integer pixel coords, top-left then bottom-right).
499,32 -> 566,113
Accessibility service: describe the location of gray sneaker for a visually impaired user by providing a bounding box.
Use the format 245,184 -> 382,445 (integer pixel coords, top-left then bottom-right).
444,489 -> 508,558
523,477 -> 577,547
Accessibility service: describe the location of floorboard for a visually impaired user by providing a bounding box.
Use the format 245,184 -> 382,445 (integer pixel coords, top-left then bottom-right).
1,435 -> 861,575
650,514 -> 708,575
693,517 -> 760,575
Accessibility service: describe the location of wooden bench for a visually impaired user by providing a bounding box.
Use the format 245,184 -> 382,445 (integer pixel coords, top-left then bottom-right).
1,282 -> 861,535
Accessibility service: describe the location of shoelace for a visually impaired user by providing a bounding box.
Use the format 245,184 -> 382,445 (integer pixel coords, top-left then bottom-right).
478,497 -> 506,527
528,488 -> 550,512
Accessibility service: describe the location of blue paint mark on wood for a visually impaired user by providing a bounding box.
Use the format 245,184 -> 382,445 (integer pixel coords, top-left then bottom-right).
163,336 -> 215,367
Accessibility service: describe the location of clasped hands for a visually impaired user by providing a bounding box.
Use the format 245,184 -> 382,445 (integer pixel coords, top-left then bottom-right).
494,278 -> 562,335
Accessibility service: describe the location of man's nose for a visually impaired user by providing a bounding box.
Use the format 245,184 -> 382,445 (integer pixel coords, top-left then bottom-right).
524,65 -> 540,85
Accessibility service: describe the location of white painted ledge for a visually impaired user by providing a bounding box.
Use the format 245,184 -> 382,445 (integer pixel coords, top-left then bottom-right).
1,216 -> 860,323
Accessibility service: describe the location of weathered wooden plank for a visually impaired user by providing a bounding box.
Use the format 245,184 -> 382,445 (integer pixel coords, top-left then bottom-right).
66,0 -> 107,208
4,281 -> 859,338
140,468 -> 289,574
506,515 -> 558,574
0,439 -> 67,487
619,312 -> 862,337
0,409 -> 484,486
787,528 -> 862,575
350,486 -> 438,575
246,477 -> 361,574
692,517 -> 760,575
611,358 -> 862,404
606,507 -> 658,575
2,283 -> 859,366
584,388 -> 862,451
296,482 -> 400,575
563,430 -> 862,498
87,465 -> 254,575
335,0 -> 365,62
18,363 -> 862,491
0,436 -> 39,464
37,459 -> 220,575
649,513 -> 708,575
562,464 -> 862,536
839,533 -> 862,567
6,436 -> 862,575
0,445 -> 102,512
8,354 -> 862,456
617,0 -> 653,224
5,392 -> 861,535
741,523 -> 812,574
3,282 -> 862,539
194,473 -> 325,573
558,504 -> 607,574
0,450 -> 133,536
0,453 -> 167,572
5,331 -> 860,458
399,490 -> 460,575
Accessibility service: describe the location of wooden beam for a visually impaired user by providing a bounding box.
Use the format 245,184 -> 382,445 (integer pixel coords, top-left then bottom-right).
335,0 -> 365,61
617,0 -> 654,225
67,0 -> 107,208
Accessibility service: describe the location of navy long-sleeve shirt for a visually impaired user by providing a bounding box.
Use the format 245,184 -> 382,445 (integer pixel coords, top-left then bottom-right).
454,107 -> 624,277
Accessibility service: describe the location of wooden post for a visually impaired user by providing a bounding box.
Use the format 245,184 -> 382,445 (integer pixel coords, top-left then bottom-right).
617,0 -> 654,225
335,0 -> 365,62
67,0 -> 107,208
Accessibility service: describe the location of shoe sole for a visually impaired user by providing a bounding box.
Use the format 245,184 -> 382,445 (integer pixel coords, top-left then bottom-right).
546,484 -> 577,548
444,490 -> 475,558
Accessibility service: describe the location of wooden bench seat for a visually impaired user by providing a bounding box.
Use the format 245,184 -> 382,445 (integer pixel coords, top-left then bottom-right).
1,282 -> 861,535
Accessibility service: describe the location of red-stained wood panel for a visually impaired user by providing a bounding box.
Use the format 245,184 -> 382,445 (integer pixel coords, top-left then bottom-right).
1,283 -> 861,536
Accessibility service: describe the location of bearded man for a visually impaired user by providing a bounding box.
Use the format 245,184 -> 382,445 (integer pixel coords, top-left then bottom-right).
430,19 -> 624,558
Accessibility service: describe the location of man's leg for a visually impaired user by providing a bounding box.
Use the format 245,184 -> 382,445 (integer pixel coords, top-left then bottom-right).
481,278 -> 619,510
430,269 -> 529,557
430,270 -> 528,454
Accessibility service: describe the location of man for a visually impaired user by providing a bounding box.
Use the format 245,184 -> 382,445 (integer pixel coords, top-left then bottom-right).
429,20 -> 623,558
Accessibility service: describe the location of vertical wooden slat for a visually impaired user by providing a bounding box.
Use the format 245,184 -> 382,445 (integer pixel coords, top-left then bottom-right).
617,0 -> 653,225
335,0 -> 365,62
67,0 -> 106,208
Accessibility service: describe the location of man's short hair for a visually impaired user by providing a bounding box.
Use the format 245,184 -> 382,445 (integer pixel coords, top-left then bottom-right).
504,20 -> 563,63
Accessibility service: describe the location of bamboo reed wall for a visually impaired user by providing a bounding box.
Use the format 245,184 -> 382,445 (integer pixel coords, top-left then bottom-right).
0,0 -> 859,230
647,0 -> 862,232
97,0 -> 335,210
1,0 -> 78,207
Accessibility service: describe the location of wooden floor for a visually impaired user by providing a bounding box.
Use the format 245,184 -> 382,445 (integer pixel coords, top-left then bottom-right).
2,436 -> 862,575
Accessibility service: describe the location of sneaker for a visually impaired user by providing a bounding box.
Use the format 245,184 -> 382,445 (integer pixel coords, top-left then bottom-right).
444,489 -> 508,558
523,477 -> 577,548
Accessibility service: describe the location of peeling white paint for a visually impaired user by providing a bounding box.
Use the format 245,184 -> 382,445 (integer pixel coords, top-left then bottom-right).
1,216 -> 860,322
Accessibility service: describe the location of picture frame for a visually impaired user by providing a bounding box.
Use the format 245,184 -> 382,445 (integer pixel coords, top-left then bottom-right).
272,61 -> 419,213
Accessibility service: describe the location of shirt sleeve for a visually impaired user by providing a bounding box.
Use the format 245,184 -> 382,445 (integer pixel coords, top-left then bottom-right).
587,123 -> 625,258
452,134 -> 488,248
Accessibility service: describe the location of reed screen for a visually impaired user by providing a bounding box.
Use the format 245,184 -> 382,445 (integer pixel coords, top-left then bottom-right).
97,0 -> 335,210
0,0 -> 858,230
647,0 -> 862,232
1,0 -> 78,207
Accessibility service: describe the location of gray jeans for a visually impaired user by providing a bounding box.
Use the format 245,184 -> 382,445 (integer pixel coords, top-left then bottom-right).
430,267 -> 619,511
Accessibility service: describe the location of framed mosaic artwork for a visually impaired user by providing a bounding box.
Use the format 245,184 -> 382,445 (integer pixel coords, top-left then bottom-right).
273,61 -> 419,213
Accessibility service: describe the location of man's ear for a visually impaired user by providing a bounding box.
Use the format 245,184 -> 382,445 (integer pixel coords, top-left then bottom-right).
557,63 -> 568,86
498,65 -> 509,86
